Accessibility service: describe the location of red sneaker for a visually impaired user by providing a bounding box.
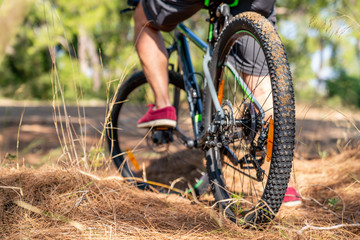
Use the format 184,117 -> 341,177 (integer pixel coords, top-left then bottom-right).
283,186 -> 301,207
137,105 -> 177,128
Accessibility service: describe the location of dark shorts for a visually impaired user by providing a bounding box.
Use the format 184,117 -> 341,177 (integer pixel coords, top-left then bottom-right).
142,0 -> 276,31
141,0 -> 277,75
142,0 -> 204,32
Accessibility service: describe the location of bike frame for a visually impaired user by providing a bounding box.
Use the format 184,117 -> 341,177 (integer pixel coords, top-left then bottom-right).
171,21 -> 264,148
173,23 -> 207,145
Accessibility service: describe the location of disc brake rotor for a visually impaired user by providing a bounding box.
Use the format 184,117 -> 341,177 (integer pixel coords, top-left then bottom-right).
221,99 -> 236,133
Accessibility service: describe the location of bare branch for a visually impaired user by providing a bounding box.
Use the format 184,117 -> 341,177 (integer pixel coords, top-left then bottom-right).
298,220 -> 360,235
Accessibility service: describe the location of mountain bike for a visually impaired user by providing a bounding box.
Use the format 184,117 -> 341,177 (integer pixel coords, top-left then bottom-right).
106,0 -> 295,224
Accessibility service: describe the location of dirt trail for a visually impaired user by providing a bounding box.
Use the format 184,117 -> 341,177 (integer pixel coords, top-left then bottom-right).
1,103 -> 359,163
0,104 -> 105,164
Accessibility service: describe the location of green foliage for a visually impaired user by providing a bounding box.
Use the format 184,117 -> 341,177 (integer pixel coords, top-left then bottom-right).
277,0 -> 360,105
0,0 -> 359,105
4,153 -> 16,161
327,197 -> 341,210
231,192 -> 244,215
327,71 -> 360,107
328,197 -> 339,207
55,53 -> 92,100
0,0 -> 132,101
0,28 -> 52,100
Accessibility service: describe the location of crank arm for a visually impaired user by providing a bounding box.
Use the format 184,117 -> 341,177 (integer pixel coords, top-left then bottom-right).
173,126 -> 195,148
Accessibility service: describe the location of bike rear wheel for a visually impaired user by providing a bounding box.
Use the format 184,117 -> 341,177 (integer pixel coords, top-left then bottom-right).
106,71 -> 206,192
207,12 -> 295,224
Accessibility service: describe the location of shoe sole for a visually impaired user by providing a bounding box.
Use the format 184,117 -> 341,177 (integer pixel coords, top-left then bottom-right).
137,119 -> 176,128
282,200 -> 301,207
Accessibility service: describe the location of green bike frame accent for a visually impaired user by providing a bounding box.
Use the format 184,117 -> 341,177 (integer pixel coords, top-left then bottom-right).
228,0 -> 239,7
195,114 -> 202,122
204,0 -> 239,7
186,178 -> 204,193
208,23 -> 214,42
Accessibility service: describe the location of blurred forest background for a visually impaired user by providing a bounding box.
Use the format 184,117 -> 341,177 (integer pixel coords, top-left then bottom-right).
0,0 -> 359,106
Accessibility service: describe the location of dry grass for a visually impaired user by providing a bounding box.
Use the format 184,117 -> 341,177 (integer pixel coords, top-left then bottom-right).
1,146 -> 360,239
0,167 -> 235,239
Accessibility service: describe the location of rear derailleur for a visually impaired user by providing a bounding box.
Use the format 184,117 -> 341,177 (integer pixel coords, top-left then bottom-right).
205,100 -> 270,181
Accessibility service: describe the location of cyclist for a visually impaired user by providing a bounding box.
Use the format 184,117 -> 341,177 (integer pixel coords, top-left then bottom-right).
135,0 -> 276,128
133,0 -> 301,206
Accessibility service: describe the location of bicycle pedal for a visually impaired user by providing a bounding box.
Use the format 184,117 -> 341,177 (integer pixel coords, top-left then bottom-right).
151,128 -> 174,144
154,127 -> 171,130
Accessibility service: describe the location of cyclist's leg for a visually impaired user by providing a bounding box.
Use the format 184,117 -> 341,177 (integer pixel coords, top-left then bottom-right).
134,2 -> 170,110
134,0 -> 203,111
230,1 -> 277,121
228,36 -> 273,121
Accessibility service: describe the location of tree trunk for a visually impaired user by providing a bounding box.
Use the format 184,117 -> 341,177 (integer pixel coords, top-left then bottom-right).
78,26 -> 101,92
357,38 -> 360,76
315,37 -> 324,95
0,0 -> 35,65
